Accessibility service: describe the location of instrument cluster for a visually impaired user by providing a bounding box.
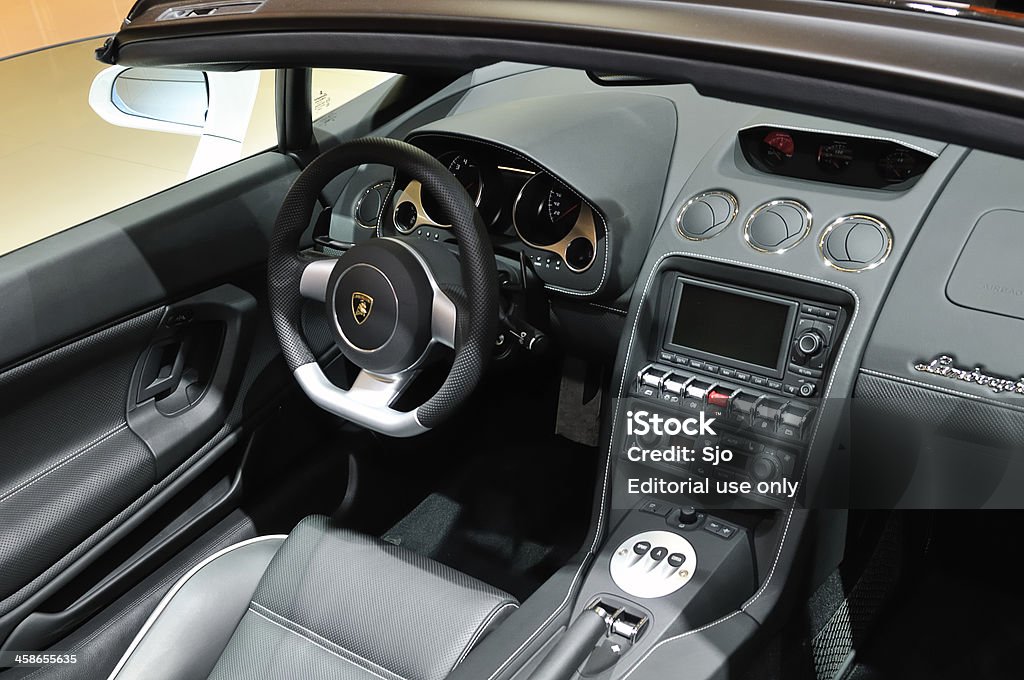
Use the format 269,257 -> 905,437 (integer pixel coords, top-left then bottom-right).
384,135 -> 601,274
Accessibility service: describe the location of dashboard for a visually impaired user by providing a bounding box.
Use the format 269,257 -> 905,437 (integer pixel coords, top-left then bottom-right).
323,64 -> 1024,509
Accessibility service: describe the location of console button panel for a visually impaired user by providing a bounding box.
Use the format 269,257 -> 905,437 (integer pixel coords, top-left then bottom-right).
631,364 -> 810,502
610,530 -> 698,598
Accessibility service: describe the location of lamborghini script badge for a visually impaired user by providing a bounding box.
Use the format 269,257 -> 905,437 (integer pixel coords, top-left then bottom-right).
914,355 -> 1024,395
351,292 -> 373,325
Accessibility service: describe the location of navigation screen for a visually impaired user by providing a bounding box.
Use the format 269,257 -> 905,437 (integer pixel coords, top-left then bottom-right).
670,283 -> 791,371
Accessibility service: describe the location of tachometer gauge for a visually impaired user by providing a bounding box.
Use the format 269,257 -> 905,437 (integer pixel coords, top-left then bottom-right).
420,152 -> 484,222
447,153 -> 483,204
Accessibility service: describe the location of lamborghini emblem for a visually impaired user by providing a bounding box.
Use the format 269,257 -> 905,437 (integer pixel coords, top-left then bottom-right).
351,292 -> 373,325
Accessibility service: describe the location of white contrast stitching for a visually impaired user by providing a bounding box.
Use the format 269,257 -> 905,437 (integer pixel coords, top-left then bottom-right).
248,604 -> 405,680
737,122 -> 940,158
587,302 -> 629,315
616,250 -> 860,678
0,423 -> 128,506
455,601 -> 520,667
107,535 -> 287,680
487,248 -> 860,680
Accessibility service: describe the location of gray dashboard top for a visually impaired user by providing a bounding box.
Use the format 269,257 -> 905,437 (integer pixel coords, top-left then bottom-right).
329,65 -> 958,293
324,64 -> 1018,411
320,63 -> 1019,505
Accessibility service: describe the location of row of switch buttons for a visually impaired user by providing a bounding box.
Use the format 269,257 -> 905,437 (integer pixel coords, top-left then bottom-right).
638,500 -> 739,540
638,366 -> 815,441
657,351 -> 785,391
704,519 -> 739,539
801,303 -> 839,320
632,540 -> 687,567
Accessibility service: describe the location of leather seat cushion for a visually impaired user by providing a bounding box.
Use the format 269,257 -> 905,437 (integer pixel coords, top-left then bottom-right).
207,515 -> 518,680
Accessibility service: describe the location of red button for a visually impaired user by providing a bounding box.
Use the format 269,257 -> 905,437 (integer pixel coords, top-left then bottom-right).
707,390 -> 731,408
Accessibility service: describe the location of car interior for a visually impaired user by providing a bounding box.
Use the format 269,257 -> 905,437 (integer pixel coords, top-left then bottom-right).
2,1 -> 1024,679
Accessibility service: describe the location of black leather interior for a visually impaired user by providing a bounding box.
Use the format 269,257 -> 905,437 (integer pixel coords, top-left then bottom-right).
108,535 -> 286,680
0,309 -> 164,609
110,516 -> 519,680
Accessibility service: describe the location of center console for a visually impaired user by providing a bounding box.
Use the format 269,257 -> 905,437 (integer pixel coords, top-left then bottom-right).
620,260 -> 852,509
511,258 -> 855,679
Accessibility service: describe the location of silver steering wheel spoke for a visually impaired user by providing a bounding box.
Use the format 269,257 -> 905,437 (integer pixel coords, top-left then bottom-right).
293,364 -> 428,437
299,258 -> 339,303
432,290 -> 458,349
348,369 -> 419,408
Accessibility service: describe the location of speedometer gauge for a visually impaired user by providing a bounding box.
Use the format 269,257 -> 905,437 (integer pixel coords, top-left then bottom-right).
547,186 -> 582,229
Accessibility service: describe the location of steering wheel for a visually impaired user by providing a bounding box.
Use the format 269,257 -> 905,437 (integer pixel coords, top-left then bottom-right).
268,137 -> 498,437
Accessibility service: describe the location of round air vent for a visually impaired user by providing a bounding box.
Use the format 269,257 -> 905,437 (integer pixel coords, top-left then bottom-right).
676,190 -> 738,241
820,214 -> 893,272
744,199 -> 812,253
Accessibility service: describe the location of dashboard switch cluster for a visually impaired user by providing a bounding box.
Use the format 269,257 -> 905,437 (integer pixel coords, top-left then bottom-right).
632,364 -> 812,501
635,365 -> 816,442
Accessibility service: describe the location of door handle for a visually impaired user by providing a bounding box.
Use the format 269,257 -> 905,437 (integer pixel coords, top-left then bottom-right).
136,338 -> 190,403
127,285 -> 256,478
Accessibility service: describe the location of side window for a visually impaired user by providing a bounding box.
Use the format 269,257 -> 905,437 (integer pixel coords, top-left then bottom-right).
0,41 -> 392,257
0,39 -> 276,256
311,69 -> 396,120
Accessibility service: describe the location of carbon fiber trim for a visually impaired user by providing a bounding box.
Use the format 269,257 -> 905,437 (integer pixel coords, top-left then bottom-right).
856,371 -> 1024,449
810,518 -> 902,680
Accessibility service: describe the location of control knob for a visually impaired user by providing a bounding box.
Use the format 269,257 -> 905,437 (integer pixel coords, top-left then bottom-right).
677,506 -> 700,526
750,455 -> 780,482
795,329 -> 826,358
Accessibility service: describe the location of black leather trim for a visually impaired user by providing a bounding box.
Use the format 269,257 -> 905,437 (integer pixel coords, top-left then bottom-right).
108,535 -> 286,680
2,513 -> 258,680
0,309 -> 163,604
0,299 -> 288,623
208,516 -> 518,680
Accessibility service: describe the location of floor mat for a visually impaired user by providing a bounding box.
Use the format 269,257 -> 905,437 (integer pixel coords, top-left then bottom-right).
380,433 -> 597,601
351,357 -> 600,601
843,512 -> 1024,680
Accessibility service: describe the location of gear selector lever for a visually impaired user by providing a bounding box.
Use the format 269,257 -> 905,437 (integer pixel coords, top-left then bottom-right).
528,601 -> 647,680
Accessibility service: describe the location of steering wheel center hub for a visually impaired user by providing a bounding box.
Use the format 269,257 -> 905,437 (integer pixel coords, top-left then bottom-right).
326,239 -> 438,375
333,263 -> 399,351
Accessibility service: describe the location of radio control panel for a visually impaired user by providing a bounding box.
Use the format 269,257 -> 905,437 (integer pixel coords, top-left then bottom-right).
626,278 -> 847,505
660,300 -> 842,401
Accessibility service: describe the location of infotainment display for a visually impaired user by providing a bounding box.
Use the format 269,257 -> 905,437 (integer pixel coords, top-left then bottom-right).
666,278 -> 797,376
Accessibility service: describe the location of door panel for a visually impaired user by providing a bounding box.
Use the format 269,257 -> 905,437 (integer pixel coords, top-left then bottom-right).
0,69 -> 421,659
0,151 -> 302,640
0,153 -> 296,369
125,285 -> 256,478
0,309 -> 163,606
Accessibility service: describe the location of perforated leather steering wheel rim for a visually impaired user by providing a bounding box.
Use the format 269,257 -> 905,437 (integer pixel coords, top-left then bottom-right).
268,137 -> 498,435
